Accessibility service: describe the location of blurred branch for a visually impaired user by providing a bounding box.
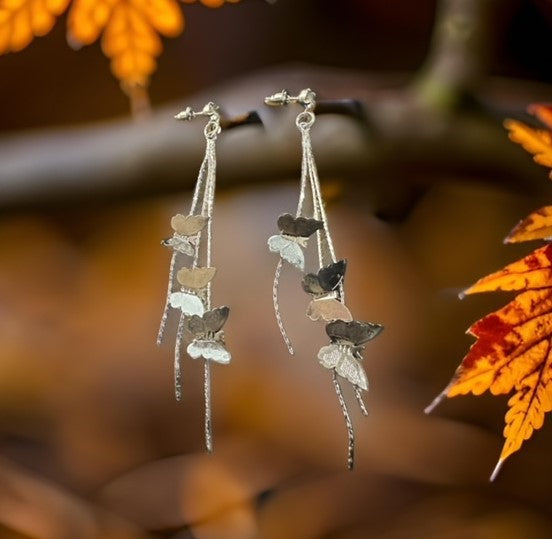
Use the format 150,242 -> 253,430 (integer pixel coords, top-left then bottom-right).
412,0 -> 496,109
0,0 -> 549,216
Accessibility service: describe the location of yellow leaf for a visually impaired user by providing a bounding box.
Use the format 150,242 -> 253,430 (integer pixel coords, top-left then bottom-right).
0,0 -> 70,54
492,344 -> 552,479
506,206 -> 552,244
437,287 -> 552,476
429,242 -> 552,477
68,0 -> 184,87
447,289 -> 552,398
67,0 -> 116,46
462,244 -> 552,295
528,103 -> 552,130
430,103 -> 552,480
505,119 -> 552,170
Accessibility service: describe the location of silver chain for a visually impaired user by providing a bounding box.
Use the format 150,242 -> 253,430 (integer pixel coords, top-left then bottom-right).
173,103 -> 221,452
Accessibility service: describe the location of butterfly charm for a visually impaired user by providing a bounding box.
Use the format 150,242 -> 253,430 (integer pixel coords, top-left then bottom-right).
168,266 -> 216,316
302,260 -> 353,322
162,214 -> 208,256
268,213 -> 323,270
176,267 -> 216,289
318,320 -> 383,390
184,307 -> 231,364
169,292 -> 205,316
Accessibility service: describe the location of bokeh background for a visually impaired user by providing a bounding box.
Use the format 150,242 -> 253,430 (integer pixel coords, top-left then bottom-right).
3,0 -> 552,537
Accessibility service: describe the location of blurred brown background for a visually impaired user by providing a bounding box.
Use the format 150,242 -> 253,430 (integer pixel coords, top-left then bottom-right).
2,0 -> 552,537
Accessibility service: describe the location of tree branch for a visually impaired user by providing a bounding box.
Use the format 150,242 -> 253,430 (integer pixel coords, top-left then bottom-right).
0,0 -> 549,216
413,0 -> 496,109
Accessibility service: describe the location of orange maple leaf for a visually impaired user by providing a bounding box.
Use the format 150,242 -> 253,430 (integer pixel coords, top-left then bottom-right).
427,104 -> 552,479
505,104 -> 552,175
66,0 -> 241,109
506,206 -> 552,244
67,0 -> 184,102
1,0 -> 242,110
0,0 -> 70,53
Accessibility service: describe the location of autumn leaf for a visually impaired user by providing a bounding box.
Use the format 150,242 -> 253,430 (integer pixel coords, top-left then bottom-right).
461,245 -> 552,294
67,0 -> 184,98
528,103 -> 552,130
1,0 -> 243,111
65,0 -> 242,109
505,104 -> 552,173
427,104 -> 552,479
506,206 -> 552,244
505,120 -> 552,170
0,0 -> 70,53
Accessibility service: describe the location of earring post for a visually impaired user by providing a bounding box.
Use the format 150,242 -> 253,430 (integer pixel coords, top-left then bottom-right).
175,107 -> 263,131
264,88 -> 316,110
265,90 -> 364,121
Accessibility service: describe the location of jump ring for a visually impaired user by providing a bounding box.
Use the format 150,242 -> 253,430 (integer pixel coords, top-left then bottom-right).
296,111 -> 315,129
204,121 -> 221,139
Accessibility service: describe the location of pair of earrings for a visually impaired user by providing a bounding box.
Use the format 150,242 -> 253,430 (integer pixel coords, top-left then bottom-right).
157,90 -> 383,469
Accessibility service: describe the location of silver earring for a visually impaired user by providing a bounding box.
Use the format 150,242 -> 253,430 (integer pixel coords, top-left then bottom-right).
157,102 -> 231,453
265,89 -> 384,469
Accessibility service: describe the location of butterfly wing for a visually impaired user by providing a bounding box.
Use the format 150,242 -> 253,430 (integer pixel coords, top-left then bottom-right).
317,259 -> 347,291
307,297 -> 353,322
277,213 -> 323,238
317,344 -> 342,369
170,214 -> 208,236
268,235 -> 305,270
161,236 -> 195,256
169,292 -> 205,316
184,307 -> 230,338
336,349 -> 369,390
326,320 -> 383,345
301,273 -> 325,295
187,341 -> 232,364
318,344 -> 368,390
183,313 -> 207,336
176,267 -> 217,289
302,260 -> 347,295
203,306 -> 230,333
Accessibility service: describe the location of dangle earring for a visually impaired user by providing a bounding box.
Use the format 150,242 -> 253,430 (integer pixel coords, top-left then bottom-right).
157,102 -> 230,453
266,89 -> 384,469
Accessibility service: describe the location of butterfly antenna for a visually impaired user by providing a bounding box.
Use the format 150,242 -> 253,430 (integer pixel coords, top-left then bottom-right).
174,312 -> 185,401
332,371 -> 355,470
273,258 -> 295,355
157,251 -> 178,346
354,386 -> 369,416
204,360 -> 213,453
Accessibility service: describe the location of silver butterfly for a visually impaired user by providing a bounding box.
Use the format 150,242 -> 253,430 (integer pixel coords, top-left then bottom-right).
187,340 -> 231,364
184,307 -> 231,364
162,235 -> 196,256
169,292 -> 205,316
318,343 -> 368,390
267,234 -> 308,270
